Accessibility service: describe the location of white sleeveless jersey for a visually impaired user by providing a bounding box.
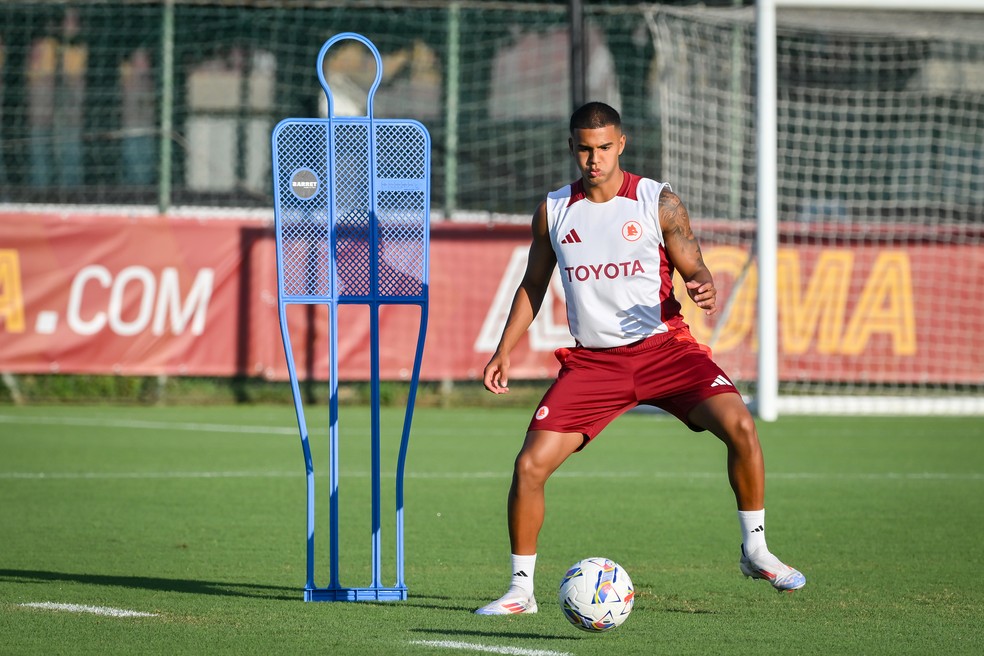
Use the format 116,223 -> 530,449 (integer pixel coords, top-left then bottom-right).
545,172 -> 686,348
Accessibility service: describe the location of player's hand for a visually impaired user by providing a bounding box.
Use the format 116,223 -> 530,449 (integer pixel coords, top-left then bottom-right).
686,280 -> 717,316
483,354 -> 510,394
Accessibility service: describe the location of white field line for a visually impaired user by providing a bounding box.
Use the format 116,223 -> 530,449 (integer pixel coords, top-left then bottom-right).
409,640 -> 572,656
18,602 -> 157,618
1,414 -> 980,482
0,470 -> 298,480
1,469 -> 981,481
0,414 -> 297,436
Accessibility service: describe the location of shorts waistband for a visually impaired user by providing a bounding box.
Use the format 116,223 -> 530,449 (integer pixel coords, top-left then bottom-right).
585,329 -> 681,355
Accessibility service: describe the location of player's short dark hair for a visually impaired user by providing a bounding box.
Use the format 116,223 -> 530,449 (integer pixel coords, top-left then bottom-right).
569,102 -> 621,133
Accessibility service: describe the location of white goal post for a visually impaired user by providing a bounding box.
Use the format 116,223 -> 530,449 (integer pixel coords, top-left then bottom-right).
757,0 -> 984,419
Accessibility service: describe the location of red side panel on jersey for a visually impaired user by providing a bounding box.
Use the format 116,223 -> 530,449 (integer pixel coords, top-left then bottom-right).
657,243 -> 684,324
567,180 -> 586,206
618,171 -> 641,201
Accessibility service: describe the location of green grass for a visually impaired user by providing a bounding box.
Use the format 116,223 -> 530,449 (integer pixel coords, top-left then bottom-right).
1,405 -> 982,655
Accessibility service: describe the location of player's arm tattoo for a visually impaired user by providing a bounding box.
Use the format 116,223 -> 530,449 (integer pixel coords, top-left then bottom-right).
660,191 -> 706,269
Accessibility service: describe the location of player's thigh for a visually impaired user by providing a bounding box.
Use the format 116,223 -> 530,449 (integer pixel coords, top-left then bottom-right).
514,430 -> 585,481
686,392 -> 757,444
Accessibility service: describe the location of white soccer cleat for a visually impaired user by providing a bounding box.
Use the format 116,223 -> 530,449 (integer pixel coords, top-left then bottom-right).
739,545 -> 806,592
474,594 -> 538,615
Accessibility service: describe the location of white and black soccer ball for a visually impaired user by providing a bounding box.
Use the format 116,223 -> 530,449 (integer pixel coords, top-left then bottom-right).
558,557 -> 634,632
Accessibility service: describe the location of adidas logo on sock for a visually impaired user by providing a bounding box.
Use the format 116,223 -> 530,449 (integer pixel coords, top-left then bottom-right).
751,525 -> 764,533
710,375 -> 732,387
513,571 -> 529,577
560,229 -> 582,244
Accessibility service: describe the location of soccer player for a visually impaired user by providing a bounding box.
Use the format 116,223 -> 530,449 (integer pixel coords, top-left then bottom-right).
475,102 -> 805,616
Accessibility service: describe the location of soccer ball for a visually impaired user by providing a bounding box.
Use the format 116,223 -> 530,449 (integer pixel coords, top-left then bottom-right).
558,557 -> 634,632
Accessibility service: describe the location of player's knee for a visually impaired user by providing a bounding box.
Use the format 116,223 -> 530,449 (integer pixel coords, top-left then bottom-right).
736,413 -> 758,438
513,450 -> 551,486
728,414 -> 759,452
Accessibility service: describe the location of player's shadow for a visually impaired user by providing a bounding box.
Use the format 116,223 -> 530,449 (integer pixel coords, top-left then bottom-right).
411,627 -> 575,642
0,568 -> 297,601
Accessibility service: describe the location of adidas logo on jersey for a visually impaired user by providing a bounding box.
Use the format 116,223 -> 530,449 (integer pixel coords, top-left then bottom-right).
710,375 -> 732,388
560,229 -> 582,244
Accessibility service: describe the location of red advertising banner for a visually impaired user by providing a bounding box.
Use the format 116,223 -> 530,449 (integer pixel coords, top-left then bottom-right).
0,212 -> 245,376
0,209 -> 981,384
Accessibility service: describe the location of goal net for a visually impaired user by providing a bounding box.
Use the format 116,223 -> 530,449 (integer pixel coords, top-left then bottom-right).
646,3 -> 984,415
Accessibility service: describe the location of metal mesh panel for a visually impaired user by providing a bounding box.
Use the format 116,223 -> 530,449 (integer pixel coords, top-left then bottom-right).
333,122 -> 372,298
274,122 -> 331,298
274,119 -> 428,301
376,123 -> 426,179
375,122 -> 427,298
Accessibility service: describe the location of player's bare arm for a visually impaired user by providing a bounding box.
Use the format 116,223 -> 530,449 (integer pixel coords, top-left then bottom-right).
483,202 -> 557,393
659,189 -> 717,316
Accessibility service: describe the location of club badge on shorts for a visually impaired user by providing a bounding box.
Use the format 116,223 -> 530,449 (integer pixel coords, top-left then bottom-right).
535,406 -> 550,420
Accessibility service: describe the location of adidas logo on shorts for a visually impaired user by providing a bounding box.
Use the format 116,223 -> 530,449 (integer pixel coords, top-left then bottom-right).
710,375 -> 732,387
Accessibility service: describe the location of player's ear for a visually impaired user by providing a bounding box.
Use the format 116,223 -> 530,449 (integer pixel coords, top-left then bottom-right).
568,136 -> 574,155
618,132 -> 626,155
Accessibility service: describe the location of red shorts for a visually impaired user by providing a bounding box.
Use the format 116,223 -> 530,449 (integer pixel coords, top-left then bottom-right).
527,328 -> 738,446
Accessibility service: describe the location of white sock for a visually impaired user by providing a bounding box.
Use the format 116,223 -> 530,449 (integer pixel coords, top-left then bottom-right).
509,553 -> 536,598
738,509 -> 767,554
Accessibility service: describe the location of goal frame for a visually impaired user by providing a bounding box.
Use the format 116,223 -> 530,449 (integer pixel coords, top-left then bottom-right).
756,0 -> 984,420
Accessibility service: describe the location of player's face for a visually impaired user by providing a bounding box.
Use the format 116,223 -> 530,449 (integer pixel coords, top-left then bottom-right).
569,125 -> 626,190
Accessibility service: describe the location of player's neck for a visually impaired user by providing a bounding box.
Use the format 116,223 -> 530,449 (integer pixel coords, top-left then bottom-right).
582,169 -> 624,203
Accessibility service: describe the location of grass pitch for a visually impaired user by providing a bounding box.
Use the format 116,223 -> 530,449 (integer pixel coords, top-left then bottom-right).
1,404 -> 982,655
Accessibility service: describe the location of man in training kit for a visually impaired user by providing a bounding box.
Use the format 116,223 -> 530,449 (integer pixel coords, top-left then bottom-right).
475,102 -> 805,616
